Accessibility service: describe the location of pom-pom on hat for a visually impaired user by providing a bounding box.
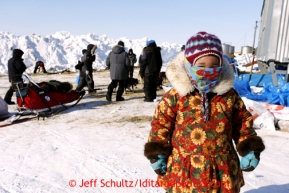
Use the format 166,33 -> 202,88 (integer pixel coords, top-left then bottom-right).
185,31 -> 223,66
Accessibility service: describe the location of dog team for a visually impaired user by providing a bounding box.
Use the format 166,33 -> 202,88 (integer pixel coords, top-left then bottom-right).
76,40 -> 165,102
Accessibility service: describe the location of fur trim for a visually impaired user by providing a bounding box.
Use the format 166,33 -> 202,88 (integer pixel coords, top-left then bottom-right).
236,136 -> 265,156
113,45 -> 122,48
210,58 -> 235,95
144,141 -> 172,158
91,45 -> 97,54
166,51 -> 235,97
166,51 -> 194,97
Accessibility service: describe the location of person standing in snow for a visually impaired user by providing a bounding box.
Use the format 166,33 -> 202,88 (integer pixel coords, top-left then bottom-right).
4,49 -> 27,105
105,41 -> 129,101
76,44 -> 97,95
137,47 -> 146,88
144,31 -> 265,193
75,49 -> 87,85
127,49 -> 137,79
140,40 -> 162,102
80,49 -> 87,65
138,47 -> 146,78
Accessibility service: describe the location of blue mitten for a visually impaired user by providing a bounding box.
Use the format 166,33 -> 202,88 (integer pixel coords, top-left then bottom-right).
150,154 -> 167,175
240,151 -> 259,171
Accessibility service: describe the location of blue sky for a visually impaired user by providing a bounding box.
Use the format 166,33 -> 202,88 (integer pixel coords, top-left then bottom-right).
1,0 -> 263,52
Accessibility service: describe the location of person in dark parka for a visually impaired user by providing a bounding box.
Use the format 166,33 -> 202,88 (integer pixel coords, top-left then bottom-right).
4,49 -> 27,105
138,47 -> 146,83
128,49 -> 137,78
140,40 -> 163,102
76,44 -> 97,95
106,41 -> 129,101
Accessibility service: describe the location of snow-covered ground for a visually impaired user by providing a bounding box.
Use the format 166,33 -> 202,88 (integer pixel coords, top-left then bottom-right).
0,71 -> 289,193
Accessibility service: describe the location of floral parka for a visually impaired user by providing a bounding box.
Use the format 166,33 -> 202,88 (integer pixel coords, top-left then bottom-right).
146,52 -> 257,193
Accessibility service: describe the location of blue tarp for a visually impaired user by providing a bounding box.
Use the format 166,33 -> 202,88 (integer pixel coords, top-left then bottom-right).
234,80 -> 268,102
234,73 -> 289,106
237,74 -> 276,87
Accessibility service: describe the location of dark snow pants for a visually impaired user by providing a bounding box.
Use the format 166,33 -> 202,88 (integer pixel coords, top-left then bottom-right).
144,73 -> 158,101
107,80 -> 125,98
76,73 -> 94,93
4,86 -> 14,103
128,66 -> 134,79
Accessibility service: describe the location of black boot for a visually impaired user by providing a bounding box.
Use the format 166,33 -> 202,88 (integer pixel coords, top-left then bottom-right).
116,95 -> 125,101
4,86 -> 14,105
106,85 -> 114,101
6,101 -> 15,105
106,93 -> 112,101
116,80 -> 125,101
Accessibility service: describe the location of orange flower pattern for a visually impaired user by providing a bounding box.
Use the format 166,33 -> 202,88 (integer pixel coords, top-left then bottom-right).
148,88 -> 256,193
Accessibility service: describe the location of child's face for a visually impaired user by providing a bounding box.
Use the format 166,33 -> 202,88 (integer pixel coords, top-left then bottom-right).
194,55 -> 220,68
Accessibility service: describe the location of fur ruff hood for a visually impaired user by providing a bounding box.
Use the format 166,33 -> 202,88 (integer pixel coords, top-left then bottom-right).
166,51 -> 235,97
112,45 -> 125,54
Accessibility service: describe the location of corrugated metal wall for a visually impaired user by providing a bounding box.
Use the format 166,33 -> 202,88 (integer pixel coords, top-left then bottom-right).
257,0 -> 289,63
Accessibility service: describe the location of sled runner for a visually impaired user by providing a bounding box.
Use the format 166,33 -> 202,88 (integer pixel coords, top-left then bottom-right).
12,73 -> 85,122
0,112 -> 38,128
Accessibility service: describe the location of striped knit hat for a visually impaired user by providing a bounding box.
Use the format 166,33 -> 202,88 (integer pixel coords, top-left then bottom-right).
185,31 -> 223,66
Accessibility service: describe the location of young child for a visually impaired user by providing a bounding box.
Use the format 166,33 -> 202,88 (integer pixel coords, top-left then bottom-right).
144,31 -> 265,193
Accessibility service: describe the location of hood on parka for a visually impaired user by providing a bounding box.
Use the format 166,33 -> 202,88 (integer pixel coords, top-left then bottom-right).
166,51 -> 235,97
12,49 -> 24,58
112,45 -> 125,54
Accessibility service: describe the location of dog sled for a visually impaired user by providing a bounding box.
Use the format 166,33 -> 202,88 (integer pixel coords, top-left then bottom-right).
4,73 -> 85,125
